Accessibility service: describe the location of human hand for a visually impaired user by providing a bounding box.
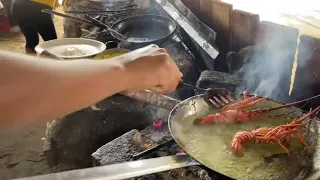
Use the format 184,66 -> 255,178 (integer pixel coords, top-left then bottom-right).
120,44 -> 182,94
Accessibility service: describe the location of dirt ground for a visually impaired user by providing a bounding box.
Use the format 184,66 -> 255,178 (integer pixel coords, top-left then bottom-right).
0,7 -> 64,180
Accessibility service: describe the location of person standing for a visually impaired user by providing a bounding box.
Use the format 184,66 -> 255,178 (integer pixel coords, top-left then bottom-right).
10,0 -> 57,54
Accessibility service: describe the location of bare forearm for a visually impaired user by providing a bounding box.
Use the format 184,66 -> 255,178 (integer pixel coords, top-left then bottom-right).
0,51 -> 130,128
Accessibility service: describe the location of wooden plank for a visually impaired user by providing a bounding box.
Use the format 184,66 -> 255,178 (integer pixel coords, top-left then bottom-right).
198,0 -> 213,27
287,34 -> 320,106
200,0 -> 212,21
211,1 -> 232,34
180,0 -> 200,15
230,9 -> 259,52
211,0 -> 233,52
297,35 -> 320,85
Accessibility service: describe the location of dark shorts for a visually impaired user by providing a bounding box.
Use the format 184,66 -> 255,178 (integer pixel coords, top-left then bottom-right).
11,0 -> 57,50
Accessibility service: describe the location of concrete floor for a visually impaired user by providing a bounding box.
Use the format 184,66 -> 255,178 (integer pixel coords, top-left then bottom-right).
0,7 -> 64,180
0,7 -> 64,53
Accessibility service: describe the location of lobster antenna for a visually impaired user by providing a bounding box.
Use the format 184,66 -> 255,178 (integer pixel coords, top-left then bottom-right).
296,106 -> 320,124
255,94 -> 320,113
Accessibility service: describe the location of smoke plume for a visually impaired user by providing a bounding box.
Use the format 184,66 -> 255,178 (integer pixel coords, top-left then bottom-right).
235,22 -> 312,103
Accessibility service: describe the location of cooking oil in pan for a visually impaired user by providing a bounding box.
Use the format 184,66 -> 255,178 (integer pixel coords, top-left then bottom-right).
170,100 -> 315,180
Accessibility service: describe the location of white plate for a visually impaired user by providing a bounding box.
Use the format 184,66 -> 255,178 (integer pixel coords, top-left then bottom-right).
35,38 -> 106,59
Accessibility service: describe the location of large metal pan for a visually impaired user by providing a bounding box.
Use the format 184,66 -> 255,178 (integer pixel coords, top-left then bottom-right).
109,14 -> 177,49
42,9 -> 176,49
15,92 -> 320,180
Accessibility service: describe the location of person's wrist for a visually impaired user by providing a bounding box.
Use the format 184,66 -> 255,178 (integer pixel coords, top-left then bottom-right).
111,56 -> 140,92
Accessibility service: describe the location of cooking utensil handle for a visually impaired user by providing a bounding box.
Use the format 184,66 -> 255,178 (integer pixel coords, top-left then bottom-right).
132,139 -> 175,160
42,9 -> 92,24
84,15 -> 126,40
15,155 -> 199,180
121,90 -> 181,110
178,79 -> 206,91
83,14 -> 108,29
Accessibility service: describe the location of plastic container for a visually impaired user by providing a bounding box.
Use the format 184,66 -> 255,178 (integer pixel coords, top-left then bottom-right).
153,120 -> 163,129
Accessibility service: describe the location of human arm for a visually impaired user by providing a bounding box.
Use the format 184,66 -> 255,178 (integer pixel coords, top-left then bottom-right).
0,45 -> 182,129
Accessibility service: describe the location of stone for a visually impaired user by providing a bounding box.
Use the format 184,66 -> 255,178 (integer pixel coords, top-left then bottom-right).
0,151 -> 10,159
5,156 -> 19,168
92,129 -> 153,166
91,124 -> 216,180
140,124 -> 172,145
43,95 -> 170,170
163,40 -> 193,75
225,45 -> 258,74
196,70 -> 241,93
26,149 -> 45,162
0,146 -> 14,159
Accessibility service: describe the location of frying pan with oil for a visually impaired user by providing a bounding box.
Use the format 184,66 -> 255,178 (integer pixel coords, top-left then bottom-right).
117,92 -> 320,179
168,94 -> 320,180
16,92 -> 320,180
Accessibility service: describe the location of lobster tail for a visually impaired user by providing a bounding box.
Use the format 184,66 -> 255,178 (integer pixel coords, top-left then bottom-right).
231,131 -> 255,156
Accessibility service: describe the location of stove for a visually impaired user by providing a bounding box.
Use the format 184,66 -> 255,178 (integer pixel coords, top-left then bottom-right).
45,0 -> 240,178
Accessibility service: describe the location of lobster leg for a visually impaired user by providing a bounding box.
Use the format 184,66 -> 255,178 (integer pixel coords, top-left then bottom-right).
222,96 -> 267,112
259,136 -> 290,154
275,139 -> 290,154
293,132 -> 312,155
285,135 -> 291,146
246,96 -> 268,107
221,96 -> 259,111
265,128 -> 312,155
264,126 -> 283,137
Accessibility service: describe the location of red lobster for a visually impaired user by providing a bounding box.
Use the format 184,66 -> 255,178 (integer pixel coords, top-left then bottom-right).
231,105 -> 320,156
195,91 -> 320,125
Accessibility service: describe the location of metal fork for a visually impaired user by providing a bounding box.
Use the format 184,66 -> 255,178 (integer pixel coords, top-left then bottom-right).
178,80 -> 235,108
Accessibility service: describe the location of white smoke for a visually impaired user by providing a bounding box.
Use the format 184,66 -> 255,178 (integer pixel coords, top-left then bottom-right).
235,22 -> 307,103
